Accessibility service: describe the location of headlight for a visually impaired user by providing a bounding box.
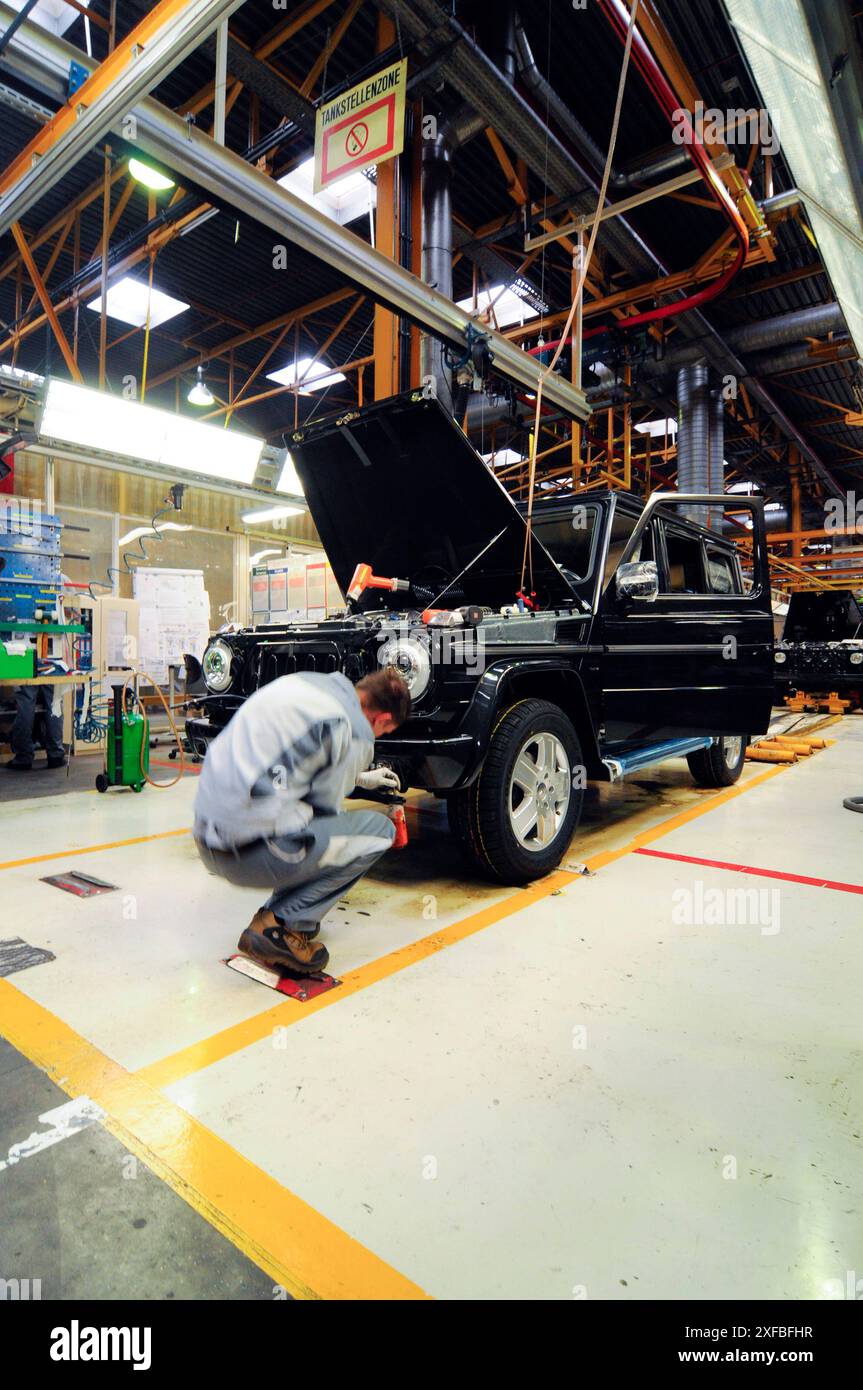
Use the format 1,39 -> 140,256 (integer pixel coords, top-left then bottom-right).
202,639 -> 235,692
378,636 -> 431,700
774,650 -> 787,665
850,651 -> 863,667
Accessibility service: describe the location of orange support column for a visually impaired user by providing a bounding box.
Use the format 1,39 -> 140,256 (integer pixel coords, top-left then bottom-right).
790,445 -> 802,561
373,13 -> 400,400
408,99 -> 424,389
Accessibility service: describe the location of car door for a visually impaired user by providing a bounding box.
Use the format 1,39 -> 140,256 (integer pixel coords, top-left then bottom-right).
598,494 -> 774,745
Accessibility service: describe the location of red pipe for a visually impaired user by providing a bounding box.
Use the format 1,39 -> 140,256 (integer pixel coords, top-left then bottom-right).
562,0 -> 750,334
526,326 -> 611,356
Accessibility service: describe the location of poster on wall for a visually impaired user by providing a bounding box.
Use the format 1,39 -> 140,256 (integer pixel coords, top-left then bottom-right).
133,567 -> 212,685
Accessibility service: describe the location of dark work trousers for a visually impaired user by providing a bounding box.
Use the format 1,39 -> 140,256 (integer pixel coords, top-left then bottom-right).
11,684 -> 65,763
195,807 -> 395,934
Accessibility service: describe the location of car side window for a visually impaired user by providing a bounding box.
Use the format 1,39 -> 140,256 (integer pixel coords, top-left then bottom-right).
661,526 -> 706,593
531,506 -> 599,583
704,543 -> 742,595
628,522 -> 655,566
602,506 -> 640,587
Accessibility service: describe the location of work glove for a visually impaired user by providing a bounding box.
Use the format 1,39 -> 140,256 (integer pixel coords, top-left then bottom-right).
356,766 -> 401,792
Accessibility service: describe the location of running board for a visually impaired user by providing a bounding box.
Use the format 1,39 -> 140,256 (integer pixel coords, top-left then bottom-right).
601,736 -> 714,783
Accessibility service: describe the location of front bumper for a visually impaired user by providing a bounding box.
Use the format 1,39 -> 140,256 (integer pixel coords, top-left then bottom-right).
186,715 -> 480,790
376,732 -> 479,790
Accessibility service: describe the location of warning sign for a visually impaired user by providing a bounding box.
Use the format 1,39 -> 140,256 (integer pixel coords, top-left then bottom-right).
314,58 -> 407,193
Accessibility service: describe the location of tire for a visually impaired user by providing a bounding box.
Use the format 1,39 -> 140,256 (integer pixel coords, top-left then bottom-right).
448,699 -> 583,884
687,735 -> 747,788
95,772 -> 109,793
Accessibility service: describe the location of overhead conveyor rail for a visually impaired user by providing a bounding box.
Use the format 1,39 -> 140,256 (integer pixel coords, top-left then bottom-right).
0,3 -> 591,425
0,0 -> 246,238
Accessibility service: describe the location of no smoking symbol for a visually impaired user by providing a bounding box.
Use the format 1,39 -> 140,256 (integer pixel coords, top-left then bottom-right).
345,121 -> 369,157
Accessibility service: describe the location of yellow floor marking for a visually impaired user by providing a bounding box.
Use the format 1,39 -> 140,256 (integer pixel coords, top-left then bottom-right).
0,981 -> 429,1301
138,763 -> 786,1091
0,761 -> 789,1301
0,827 -> 190,873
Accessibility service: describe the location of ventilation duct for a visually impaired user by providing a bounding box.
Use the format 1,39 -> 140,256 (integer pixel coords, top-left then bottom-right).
708,389 -> 725,531
422,3 -> 516,412
421,106 -> 487,411
513,13 -> 690,194
676,363 -> 710,528
628,304 -> 847,382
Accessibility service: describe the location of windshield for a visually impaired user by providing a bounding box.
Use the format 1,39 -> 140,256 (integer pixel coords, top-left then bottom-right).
529,504 -> 600,597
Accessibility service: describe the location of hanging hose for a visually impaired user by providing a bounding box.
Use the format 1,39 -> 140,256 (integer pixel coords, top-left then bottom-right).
120,669 -> 186,789
520,0 -> 640,596
595,0 -> 750,329
88,502 -> 175,599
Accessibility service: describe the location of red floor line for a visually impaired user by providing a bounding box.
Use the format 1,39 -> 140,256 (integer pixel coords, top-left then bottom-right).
635,847 -> 863,896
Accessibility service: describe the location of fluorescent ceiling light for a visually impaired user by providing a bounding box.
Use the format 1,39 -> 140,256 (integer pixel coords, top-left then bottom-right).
6,1 -> 88,37
40,380 -> 264,486
119,522 -> 192,547
278,156 -> 375,227
128,157 -> 175,192
482,448 -> 524,466
456,284 -> 540,329
274,451 -> 304,496
86,275 -> 189,329
266,356 -> 346,393
635,417 -> 678,437
241,504 -> 305,524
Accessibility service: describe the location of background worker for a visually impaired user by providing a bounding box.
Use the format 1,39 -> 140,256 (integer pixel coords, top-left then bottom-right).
4,631 -> 66,773
193,666 -> 411,974
5,683 -> 66,771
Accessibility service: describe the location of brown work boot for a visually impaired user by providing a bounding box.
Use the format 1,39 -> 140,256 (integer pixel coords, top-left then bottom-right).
238,910 -> 329,975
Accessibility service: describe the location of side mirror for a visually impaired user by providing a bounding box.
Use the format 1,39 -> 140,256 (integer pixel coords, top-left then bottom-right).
616,559 -> 659,603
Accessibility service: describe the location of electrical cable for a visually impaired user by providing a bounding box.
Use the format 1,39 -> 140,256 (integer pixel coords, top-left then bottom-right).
303,313 -> 376,426
595,0 -> 749,330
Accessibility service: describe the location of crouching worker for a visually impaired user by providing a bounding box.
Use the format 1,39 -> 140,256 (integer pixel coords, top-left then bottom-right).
193,667 -> 411,974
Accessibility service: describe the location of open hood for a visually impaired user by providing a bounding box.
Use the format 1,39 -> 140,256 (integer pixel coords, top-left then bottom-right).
288,391 -> 579,611
784,589 -> 863,641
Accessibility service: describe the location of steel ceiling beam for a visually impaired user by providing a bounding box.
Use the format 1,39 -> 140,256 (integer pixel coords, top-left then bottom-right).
0,0 -> 246,238
0,4 -> 590,422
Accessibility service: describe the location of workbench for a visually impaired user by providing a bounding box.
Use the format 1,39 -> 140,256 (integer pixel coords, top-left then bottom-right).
0,674 -> 90,687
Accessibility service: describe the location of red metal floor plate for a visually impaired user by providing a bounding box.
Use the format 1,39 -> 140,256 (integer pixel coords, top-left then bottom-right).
224,954 -> 340,1001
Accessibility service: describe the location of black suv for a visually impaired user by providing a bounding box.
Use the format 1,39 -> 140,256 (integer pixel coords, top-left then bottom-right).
774,589 -> 863,697
188,391 -> 775,883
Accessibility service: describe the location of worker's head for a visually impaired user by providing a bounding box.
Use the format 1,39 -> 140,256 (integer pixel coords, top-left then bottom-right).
356,666 -> 412,737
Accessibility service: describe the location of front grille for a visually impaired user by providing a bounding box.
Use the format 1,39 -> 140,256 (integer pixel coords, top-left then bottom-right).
244,642 -> 368,692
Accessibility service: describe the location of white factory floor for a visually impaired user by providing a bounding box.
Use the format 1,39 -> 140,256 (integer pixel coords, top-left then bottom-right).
1,715 -> 861,1300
